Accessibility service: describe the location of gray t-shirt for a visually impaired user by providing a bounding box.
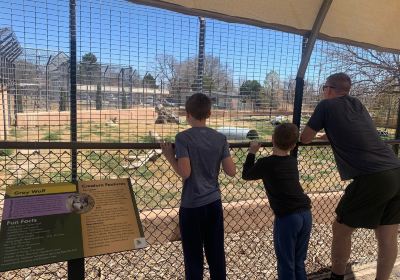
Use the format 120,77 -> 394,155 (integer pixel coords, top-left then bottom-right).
307,95 -> 400,180
175,127 -> 231,208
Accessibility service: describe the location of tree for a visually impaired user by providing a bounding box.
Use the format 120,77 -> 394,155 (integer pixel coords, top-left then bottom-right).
95,83 -> 102,110
264,71 -> 280,115
327,45 -> 400,95
59,87 -> 68,112
143,73 -> 157,89
156,54 -> 233,101
156,54 -> 182,100
239,80 -> 263,110
239,80 -> 262,98
79,52 -> 100,85
327,45 -> 400,128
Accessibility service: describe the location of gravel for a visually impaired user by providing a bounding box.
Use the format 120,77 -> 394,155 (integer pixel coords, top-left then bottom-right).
2,224 -> 398,280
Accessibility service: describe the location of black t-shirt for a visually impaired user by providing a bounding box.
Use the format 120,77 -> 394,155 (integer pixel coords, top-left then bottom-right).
242,154 -> 311,217
307,95 -> 400,180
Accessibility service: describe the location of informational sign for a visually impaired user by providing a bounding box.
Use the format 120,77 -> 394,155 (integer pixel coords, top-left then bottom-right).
0,179 -> 146,272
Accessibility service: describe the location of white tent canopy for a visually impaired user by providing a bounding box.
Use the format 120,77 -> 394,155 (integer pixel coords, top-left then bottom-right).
131,0 -> 400,53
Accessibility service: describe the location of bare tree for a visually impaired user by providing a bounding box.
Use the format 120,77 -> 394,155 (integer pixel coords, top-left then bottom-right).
156,54 -> 233,102
327,45 -> 400,129
156,54 -> 184,102
327,45 -> 400,95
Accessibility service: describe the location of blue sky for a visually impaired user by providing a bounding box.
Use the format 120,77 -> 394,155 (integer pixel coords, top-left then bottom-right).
0,0 -> 334,86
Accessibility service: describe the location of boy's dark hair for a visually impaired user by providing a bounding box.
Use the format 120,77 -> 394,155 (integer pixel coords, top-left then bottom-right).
326,72 -> 352,93
185,93 -> 211,120
273,123 -> 299,151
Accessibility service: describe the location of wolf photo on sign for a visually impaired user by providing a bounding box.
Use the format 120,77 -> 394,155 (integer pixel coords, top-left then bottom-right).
66,193 -> 95,214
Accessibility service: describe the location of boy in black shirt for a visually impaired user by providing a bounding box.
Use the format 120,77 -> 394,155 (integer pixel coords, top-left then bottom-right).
242,123 -> 312,280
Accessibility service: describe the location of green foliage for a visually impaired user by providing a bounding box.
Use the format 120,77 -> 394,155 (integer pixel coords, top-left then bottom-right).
82,52 -> 98,64
90,152 -> 126,176
140,135 -> 156,143
264,70 -> 280,110
233,148 -> 249,165
79,52 -> 100,84
143,73 -> 157,88
239,80 -> 262,98
254,123 -> 274,139
42,132 -> 61,141
0,149 -> 14,156
301,174 -> 315,182
135,165 -> 153,180
104,137 -> 120,143
13,177 -> 38,185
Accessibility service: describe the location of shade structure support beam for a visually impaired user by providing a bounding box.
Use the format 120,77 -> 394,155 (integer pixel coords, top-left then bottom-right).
292,0 -> 332,157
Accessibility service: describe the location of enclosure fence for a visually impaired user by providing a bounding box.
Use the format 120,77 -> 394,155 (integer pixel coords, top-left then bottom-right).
0,0 -> 400,279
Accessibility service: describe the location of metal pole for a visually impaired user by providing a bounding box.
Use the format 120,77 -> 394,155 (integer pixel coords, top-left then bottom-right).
103,65 -> 108,92
292,36 -> 308,130
143,71 -> 149,105
118,68 -> 123,108
121,68 -> 126,109
1,82 -> 6,140
196,17 -> 205,94
68,0 -> 84,279
291,0 -> 332,157
1,57 -> 7,140
45,55 -> 52,111
128,67 -> 133,107
394,97 -> 400,155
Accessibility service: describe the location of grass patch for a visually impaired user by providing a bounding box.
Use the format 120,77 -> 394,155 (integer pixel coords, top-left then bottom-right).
8,128 -> 24,139
103,137 -> 120,143
135,165 -> 153,180
301,174 -> 315,182
42,132 -> 61,141
0,149 -> 14,156
254,123 -> 274,138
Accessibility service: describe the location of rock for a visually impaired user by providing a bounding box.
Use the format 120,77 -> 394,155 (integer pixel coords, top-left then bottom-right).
155,104 -> 179,124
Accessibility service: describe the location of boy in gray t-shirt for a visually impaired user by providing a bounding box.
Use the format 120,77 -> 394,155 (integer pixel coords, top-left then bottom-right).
161,93 -> 236,280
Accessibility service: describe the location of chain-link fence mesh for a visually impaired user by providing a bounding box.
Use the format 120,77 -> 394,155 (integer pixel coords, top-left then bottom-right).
1,0 -> 400,278
1,142 -> 399,279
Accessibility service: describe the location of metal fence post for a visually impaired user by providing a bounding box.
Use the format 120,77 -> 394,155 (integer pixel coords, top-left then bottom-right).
394,97 -> 400,155
68,0 -> 84,279
196,17 -> 205,94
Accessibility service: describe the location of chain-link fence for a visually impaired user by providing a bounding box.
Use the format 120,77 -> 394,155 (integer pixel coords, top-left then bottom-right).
1,0 -> 400,278
0,141 -> 399,279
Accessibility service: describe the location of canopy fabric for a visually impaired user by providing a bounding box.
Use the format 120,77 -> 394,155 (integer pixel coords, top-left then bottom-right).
131,0 -> 400,53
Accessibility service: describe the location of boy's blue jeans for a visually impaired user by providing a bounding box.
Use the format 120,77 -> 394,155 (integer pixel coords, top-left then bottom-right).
179,199 -> 226,280
274,210 -> 312,280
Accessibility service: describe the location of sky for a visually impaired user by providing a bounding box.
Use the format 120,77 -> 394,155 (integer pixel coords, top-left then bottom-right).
0,0 -> 337,87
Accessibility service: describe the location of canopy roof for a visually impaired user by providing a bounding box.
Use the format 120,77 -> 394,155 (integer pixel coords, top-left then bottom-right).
132,0 -> 400,53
